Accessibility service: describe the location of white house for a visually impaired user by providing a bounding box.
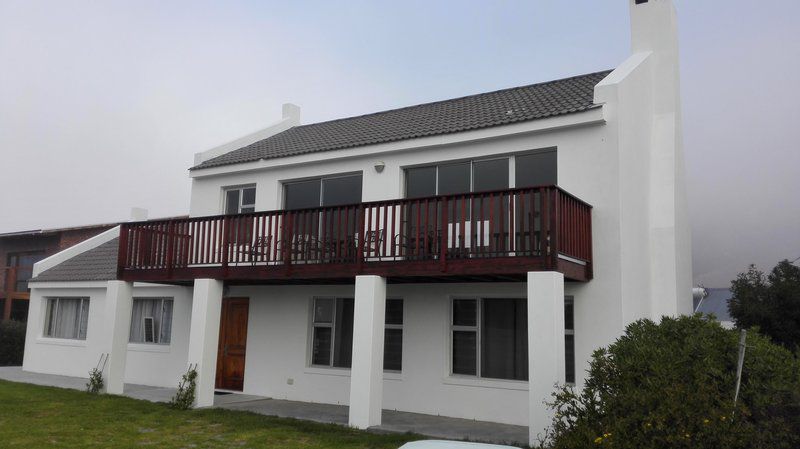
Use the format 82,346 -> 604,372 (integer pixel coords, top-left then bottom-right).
22,1 -> 691,445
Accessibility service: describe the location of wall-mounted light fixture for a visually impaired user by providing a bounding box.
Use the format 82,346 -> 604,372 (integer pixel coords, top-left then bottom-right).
374,161 -> 386,173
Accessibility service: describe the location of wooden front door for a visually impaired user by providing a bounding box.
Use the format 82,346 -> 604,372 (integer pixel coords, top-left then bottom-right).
215,297 -> 249,391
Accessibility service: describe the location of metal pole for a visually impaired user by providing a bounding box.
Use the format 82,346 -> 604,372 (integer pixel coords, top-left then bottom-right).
733,329 -> 747,414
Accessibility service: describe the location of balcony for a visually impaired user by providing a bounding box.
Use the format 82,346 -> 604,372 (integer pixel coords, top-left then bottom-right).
117,186 -> 593,284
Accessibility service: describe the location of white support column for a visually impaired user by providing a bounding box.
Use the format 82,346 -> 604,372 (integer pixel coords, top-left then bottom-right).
527,271 -> 565,446
103,280 -> 134,395
187,279 -> 224,408
348,275 -> 387,429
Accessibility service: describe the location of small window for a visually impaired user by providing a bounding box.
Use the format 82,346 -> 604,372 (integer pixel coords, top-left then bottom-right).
44,298 -> 90,340
129,298 -> 174,344
224,185 -> 256,214
310,297 -> 404,371
565,297 -> 575,384
515,150 -> 557,187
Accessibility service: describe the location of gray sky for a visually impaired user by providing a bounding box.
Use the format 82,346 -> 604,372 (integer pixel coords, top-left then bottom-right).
1,1 -> 798,287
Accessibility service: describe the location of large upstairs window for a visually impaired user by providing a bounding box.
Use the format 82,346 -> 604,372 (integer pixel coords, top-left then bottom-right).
283,173 -> 363,210
515,149 -> 557,187
405,158 -> 509,198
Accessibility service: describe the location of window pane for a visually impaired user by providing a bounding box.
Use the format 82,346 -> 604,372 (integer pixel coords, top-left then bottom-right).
473,159 -> 509,192
438,162 -> 471,195
313,298 -> 334,323
322,175 -> 362,207
242,187 -> 256,206
452,331 -> 477,375
312,327 -> 332,366
46,298 -> 88,340
481,299 -> 528,381
565,300 -> 574,331
515,151 -> 557,187
384,328 -> 403,371
285,180 -> 321,210
406,166 -> 437,198
453,299 -> 477,327
160,300 -> 174,344
225,189 -> 240,214
565,334 -> 576,384
130,298 -> 162,343
45,298 -> 57,337
385,299 -> 403,325
78,299 -> 90,340
333,298 -> 354,368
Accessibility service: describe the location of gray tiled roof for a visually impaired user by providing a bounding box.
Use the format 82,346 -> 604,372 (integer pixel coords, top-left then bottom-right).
193,70 -> 612,170
31,238 -> 119,283
695,288 -> 734,322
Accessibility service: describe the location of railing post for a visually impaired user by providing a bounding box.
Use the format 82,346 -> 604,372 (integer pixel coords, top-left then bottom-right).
116,225 -> 129,280
221,216 -> 231,277
165,221 -> 176,277
283,212 -> 293,272
440,197 -> 448,272
357,204 -> 366,272
549,188 -> 559,270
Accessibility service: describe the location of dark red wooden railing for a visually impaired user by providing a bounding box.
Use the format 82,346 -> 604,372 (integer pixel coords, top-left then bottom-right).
117,186 -> 592,281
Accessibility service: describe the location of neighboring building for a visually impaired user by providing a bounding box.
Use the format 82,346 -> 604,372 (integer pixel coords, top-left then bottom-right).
22,1 -> 692,445
0,223 -> 117,321
694,288 -> 735,329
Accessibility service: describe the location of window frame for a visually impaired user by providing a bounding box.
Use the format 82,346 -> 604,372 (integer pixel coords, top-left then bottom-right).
565,296 -> 575,385
43,297 -> 90,340
383,298 -> 404,373
282,172 -> 363,210
309,297 -> 351,369
128,297 -> 175,345
404,157 -> 510,199
223,184 -> 257,214
449,296 -> 575,384
308,296 -> 404,372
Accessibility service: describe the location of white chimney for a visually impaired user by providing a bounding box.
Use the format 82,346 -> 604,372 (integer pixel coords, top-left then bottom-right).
629,0 -> 681,115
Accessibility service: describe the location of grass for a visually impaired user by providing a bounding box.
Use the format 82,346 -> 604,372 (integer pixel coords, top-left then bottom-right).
0,380 -> 423,448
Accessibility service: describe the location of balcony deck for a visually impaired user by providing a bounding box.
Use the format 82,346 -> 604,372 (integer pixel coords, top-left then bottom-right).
117,186 -> 593,284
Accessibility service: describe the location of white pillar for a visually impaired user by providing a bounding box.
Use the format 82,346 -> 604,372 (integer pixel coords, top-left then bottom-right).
527,272 -> 565,446
187,279 -> 224,408
103,280 -> 134,395
348,275 -> 387,429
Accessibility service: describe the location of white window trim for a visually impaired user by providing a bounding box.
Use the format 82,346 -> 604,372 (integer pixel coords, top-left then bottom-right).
129,297 -> 174,346
281,172 -> 363,210
42,297 -> 90,341
307,296 -> 404,373
223,184 -> 257,214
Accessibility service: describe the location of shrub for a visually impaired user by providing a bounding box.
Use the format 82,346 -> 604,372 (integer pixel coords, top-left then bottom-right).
86,367 -> 103,394
546,315 -> 800,449
169,365 -> 198,410
0,320 -> 26,366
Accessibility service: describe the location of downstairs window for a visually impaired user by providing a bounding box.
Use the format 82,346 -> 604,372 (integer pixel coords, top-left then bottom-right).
44,297 -> 90,340
129,298 -> 174,344
310,297 -> 403,371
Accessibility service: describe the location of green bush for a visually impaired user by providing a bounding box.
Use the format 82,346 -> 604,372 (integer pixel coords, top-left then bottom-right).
546,315 -> 800,449
169,365 -> 198,410
0,320 -> 26,366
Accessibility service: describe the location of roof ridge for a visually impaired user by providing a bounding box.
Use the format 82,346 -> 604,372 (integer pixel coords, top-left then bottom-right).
288,69 -> 613,130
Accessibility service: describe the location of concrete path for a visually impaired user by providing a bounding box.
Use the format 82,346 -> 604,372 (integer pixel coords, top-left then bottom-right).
0,367 -> 528,446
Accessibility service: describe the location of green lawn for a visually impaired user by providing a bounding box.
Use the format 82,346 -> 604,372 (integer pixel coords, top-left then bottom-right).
0,380 -> 423,448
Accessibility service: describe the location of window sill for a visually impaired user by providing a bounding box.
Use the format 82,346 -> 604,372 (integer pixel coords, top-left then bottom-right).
128,343 -> 171,353
36,337 -> 87,347
304,366 -> 404,381
442,375 -> 529,391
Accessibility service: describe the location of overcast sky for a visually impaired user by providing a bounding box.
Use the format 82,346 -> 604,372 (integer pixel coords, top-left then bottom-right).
1,0 -> 798,286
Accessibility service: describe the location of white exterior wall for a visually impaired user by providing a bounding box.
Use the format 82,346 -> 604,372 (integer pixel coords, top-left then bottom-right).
23,283 -> 192,388
230,282 -> 581,427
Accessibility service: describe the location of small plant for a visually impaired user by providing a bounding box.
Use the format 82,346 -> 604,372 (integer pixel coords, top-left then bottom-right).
86,367 -> 103,394
169,364 -> 198,410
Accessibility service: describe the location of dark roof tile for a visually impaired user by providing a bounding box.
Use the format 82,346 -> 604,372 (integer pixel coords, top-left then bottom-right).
193,70 -> 611,170
31,238 -> 119,283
